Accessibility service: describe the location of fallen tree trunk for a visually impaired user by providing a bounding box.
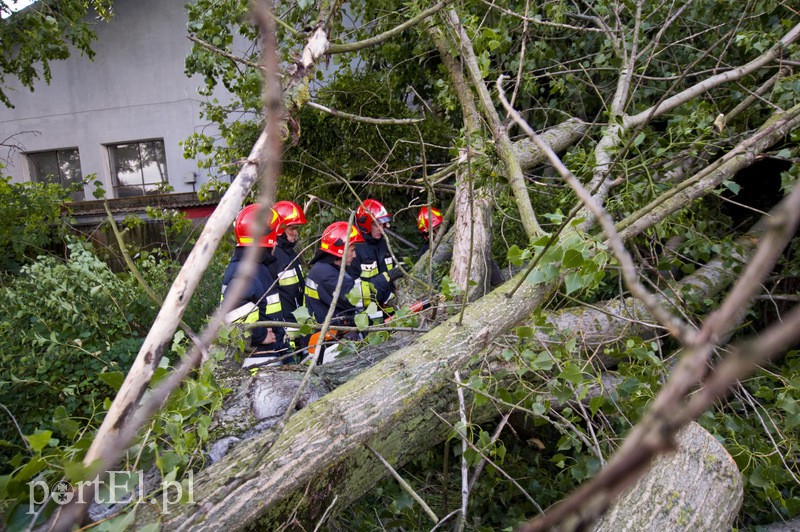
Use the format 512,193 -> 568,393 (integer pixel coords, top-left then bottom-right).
129,195 -> 775,530
132,238 -> 753,529
595,421 -> 743,531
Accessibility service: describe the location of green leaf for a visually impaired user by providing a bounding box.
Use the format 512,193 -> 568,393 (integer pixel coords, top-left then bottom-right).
98,371 -> 125,391
633,132 -> 645,147
157,451 -> 184,477
15,457 -> 47,484
354,312 -> 369,331
562,249 -> 584,268
514,326 -> 534,339
722,180 -> 741,195
589,396 -> 604,415
24,430 -> 52,453
291,306 -> 311,323
564,272 -> 584,295
558,364 -> 584,386
92,509 -> 137,532
507,245 -> 531,266
528,264 -> 559,285
531,352 -> 554,371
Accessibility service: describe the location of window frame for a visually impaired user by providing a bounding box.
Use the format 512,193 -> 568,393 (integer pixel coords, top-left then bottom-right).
107,138 -> 169,198
26,147 -> 85,201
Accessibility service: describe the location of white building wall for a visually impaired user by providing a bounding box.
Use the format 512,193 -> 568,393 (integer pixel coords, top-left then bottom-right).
0,0 -> 225,198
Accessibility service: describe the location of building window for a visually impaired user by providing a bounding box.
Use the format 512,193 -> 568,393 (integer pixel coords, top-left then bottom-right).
108,139 -> 169,197
27,148 -> 85,201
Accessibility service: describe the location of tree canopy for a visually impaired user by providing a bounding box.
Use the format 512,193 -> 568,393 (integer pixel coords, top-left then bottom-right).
0,0 -> 113,107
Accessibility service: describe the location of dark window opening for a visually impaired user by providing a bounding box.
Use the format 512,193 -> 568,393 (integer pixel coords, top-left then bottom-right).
28,148 -> 84,201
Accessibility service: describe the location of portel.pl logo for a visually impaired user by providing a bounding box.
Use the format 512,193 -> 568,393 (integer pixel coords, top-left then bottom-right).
28,471 -> 193,514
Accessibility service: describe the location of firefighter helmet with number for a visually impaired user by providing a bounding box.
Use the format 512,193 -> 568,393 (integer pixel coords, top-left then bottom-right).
417,206 -> 443,234
234,204 -> 283,248
320,221 -> 365,257
273,200 -> 307,226
356,199 -> 392,232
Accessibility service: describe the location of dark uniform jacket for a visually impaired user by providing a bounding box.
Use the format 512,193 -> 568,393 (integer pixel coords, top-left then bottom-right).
346,232 -> 395,307
221,247 -> 286,354
305,253 -> 375,326
271,234 -> 305,322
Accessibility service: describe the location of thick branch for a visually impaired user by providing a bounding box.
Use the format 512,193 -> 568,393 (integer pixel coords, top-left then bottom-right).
445,9 -> 542,237
616,102 -> 800,241
625,22 -> 800,128
327,0 -> 451,54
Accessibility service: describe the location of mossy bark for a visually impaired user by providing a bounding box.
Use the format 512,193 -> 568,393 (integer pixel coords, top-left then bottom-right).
595,422 -> 743,531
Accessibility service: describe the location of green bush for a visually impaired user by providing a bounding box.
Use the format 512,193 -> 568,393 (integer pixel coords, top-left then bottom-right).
0,239 -> 156,454
0,175 -> 70,274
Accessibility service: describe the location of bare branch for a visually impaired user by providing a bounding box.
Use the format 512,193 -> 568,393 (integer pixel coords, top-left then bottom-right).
521,180 -> 800,531
625,22 -> 800,128
365,443 -> 440,524
328,0 -> 451,54
306,101 -> 424,124
497,75 -> 692,342
444,8 -> 542,237
617,102 -> 800,241
103,203 -> 208,361
188,34 -> 262,70
47,1 -> 288,528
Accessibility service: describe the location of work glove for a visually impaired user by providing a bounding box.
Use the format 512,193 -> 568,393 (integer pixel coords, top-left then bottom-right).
388,267 -> 405,284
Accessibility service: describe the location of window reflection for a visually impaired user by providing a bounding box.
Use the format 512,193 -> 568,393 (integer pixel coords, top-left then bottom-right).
28,149 -> 84,201
109,139 -> 169,197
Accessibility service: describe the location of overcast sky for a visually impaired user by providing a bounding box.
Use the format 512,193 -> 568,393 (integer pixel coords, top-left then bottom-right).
2,0 -> 37,19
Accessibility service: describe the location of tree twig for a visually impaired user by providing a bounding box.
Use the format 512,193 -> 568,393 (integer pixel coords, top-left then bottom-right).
365,443 -> 440,524
307,101 -> 423,124
328,0 -> 452,54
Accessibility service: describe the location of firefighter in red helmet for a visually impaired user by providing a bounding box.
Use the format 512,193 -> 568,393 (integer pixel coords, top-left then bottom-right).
347,199 -> 403,321
304,221 -> 376,363
272,201 -> 307,341
416,205 -> 443,257
221,204 -> 288,367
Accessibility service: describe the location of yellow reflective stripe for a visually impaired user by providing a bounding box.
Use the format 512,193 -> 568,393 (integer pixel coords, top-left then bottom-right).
305,279 -> 320,300
243,307 -> 261,324
278,269 -> 300,286
360,261 -> 379,278
360,280 -> 373,307
384,257 -> 394,270
265,293 -> 282,315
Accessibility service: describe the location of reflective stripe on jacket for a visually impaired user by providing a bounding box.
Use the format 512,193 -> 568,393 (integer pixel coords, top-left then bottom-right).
272,235 -> 306,321
346,232 -> 395,306
305,255 -> 376,326
220,247 -> 285,349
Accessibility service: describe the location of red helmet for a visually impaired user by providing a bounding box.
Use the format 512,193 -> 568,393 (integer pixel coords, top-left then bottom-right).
417,206 -> 443,234
356,199 -> 391,232
234,204 -> 284,248
273,200 -> 307,226
320,221 -> 365,257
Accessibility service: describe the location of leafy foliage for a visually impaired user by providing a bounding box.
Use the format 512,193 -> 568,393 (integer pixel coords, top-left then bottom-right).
0,240 -> 154,449
0,0 -> 114,107
0,174 -> 70,273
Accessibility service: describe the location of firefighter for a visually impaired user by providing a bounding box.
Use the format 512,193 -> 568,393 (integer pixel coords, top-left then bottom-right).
347,199 -> 403,320
305,221 -> 369,325
272,200 -> 307,351
305,221 -> 375,363
416,205 -> 443,257
221,204 -> 288,368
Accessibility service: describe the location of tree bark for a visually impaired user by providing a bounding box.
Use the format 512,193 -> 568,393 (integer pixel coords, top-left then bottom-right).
595,421 -> 743,531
